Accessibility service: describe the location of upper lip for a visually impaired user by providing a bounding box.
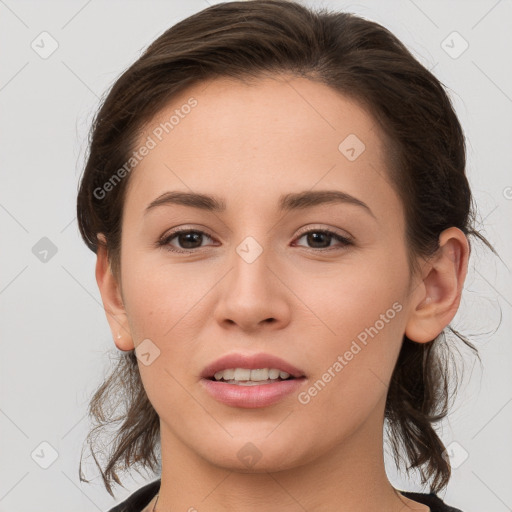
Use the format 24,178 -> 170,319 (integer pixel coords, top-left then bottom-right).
200,352 -> 306,379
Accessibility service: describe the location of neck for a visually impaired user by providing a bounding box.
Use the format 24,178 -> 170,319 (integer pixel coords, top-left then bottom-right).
154,401 -> 415,512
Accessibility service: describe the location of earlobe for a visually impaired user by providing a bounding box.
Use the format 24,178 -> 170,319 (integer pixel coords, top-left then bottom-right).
95,234 -> 135,352
404,227 -> 469,344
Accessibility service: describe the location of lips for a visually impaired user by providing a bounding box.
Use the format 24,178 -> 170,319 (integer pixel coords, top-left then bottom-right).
200,352 -> 307,408
200,352 -> 306,380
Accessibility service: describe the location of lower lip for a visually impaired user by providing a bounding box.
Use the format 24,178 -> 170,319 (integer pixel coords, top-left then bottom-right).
200,378 -> 306,408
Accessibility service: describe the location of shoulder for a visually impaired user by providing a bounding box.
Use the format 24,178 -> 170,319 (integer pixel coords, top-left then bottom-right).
105,483 -> 463,512
400,491 -> 464,512
106,479 -> 161,512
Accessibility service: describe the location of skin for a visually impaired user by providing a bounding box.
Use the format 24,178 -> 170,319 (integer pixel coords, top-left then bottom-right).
96,75 -> 469,512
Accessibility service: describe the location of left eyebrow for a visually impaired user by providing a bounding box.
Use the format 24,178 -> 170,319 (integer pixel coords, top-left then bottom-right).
144,189 -> 375,219
279,190 -> 375,218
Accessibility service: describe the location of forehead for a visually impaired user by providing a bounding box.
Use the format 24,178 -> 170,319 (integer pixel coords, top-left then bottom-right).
125,75 -> 401,220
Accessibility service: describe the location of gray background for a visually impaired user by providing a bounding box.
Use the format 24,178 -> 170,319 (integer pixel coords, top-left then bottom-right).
0,0 -> 511,511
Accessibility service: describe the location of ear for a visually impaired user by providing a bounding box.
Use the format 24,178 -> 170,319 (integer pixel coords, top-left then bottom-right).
405,227 -> 470,343
95,233 -> 134,351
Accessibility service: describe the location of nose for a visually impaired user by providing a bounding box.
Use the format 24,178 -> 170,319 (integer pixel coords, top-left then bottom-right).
212,243 -> 291,333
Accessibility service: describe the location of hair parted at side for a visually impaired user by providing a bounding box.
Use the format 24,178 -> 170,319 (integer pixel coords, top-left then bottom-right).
76,0 -> 497,498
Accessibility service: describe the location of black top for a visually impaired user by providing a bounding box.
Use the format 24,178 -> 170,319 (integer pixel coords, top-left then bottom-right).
106,479 -> 464,512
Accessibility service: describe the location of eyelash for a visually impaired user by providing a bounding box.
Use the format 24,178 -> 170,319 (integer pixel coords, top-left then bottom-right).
157,227 -> 353,254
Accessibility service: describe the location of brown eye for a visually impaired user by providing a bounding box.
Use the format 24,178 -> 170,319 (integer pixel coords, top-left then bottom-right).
294,229 -> 352,251
159,229 -> 215,253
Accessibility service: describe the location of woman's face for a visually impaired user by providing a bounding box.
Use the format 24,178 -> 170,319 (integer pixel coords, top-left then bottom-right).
108,75 -> 427,471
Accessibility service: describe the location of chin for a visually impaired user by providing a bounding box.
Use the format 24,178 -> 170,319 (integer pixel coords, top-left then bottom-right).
210,454 -> 303,474
197,437 -> 312,474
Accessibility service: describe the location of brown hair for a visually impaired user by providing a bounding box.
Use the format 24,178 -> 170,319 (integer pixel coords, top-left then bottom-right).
77,0 -> 497,497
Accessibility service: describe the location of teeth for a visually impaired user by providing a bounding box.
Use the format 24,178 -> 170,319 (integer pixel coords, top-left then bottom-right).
268,368 -> 279,379
212,368 -> 293,382
223,368 -> 235,380
234,368 -> 251,381
250,368 -> 268,381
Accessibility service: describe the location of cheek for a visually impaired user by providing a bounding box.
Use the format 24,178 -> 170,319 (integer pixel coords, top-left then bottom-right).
291,308 -> 404,452
289,257 -> 407,409
292,252 -> 407,341
121,252 -> 209,340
